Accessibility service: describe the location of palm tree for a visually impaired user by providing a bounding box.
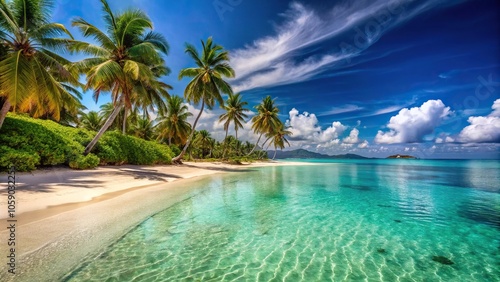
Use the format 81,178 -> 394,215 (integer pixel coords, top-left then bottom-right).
194,130 -> 212,158
99,102 -> 123,131
268,124 -> 292,159
80,111 -> 104,131
123,64 -> 171,134
219,92 -> 249,157
219,93 -> 249,139
70,0 -> 169,154
172,37 -> 235,163
247,96 -> 280,155
130,117 -> 155,140
0,0 -> 80,129
156,95 -> 192,145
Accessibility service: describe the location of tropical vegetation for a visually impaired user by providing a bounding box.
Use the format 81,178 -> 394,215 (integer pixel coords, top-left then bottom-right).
0,0 -> 290,172
172,37 -> 235,163
219,92 -> 249,157
68,0 -> 170,154
0,0 -> 81,129
0,113 -> 173,171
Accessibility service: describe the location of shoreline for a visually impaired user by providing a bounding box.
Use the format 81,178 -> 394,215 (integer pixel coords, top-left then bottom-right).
0,161 -> 307,282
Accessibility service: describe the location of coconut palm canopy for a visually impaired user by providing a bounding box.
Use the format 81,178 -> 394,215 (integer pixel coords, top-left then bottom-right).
156,95 -> 192,145
172,36 -> 235,163
0,0 -> 81,129
68,0 -> 170,153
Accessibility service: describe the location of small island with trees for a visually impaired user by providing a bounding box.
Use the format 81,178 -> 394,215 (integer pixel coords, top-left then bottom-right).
387,154 -> 418,159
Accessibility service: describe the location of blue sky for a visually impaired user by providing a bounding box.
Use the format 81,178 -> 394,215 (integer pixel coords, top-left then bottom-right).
52,0 -> 499,159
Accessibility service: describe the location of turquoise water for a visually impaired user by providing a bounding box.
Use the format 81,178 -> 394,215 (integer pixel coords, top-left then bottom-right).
65,160 -> 500,281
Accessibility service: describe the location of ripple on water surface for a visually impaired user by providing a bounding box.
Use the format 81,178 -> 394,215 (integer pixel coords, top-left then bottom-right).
64,160 -> 500,282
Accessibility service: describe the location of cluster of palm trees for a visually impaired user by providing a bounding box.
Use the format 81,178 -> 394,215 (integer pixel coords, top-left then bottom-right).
0,0 -> 291,162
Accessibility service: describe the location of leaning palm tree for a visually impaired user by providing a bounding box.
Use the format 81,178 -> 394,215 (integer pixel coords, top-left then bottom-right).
99,102 -> 124,131
70,0 -> 169,154
80,111 -> 104,131
172,37 -> 235,163
219,92 -> 249,157
268,124 -> 292,159
156,95 -> 192,145
247,96 -> 281,155
123,64 -> 171,134
0,0 -> 80,129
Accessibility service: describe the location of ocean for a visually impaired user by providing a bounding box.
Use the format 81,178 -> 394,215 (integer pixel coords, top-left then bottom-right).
64,159 -> 500,281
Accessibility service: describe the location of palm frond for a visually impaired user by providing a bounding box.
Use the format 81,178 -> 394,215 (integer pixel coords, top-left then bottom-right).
116,9 -> 152,46
142,31 -> 169,54
71,18 -> 117,50
184,43 -> 203,67
0,50 -> 34,107
100,0 -> 118,37
86,60 -> 124,92
33,22 -> 73,40
178,67 -> 201,79
0,0 -> 18,33
67,40 -> 111,57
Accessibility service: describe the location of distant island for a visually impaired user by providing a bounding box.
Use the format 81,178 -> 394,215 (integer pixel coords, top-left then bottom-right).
268,149 -> 419,160
387,154 -> 418,159
268,149 -> 369,159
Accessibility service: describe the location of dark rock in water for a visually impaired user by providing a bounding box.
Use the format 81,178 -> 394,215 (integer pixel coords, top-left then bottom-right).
432,256 -> 454,265
394,219 -> 402,223
458,199 -> 500,230
377,204 -> 392,208
342,184 -> 372,191
377,248 -> 386,253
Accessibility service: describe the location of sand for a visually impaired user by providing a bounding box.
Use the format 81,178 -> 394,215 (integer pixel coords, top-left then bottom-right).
0,161 -> 307,281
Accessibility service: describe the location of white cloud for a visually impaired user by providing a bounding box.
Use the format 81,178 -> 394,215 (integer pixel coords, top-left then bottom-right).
435,135 -> 455,144
284,108 -> 371,154
375,99 -> 451,144
358,140 -> 369,148
491,99 -> 500,117
286,108 -> 347,143
230,0 -> 457,92
457,99 -> 500,143
343,128 -> 360,144
318,104 -> 364,116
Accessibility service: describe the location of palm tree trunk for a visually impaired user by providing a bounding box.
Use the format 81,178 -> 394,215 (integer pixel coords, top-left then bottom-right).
247,133 -> 263,156
0,100 -> 12,130
222,128 -> 229,159
266,141 -> 273,150
273,148 -> 277,160
84,100 -> 124,155
262,136 -> 272,149
172,99 -> 205,163
122,107 -> 127,134
168,136 -> 172,146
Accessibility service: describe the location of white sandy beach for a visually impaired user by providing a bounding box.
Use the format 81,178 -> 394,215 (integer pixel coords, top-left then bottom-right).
0,161 -> 308,282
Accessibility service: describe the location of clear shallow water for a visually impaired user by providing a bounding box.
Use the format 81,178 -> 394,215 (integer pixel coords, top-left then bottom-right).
64,160 -> 500,281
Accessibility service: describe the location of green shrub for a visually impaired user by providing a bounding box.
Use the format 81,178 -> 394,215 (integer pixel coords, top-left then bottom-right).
169,145 -> 181,156
0,114 -> 174,171
95,131 -> 173,165
227,157 -> 243,165
69,154 -> 100,170
0,146 -> 40,171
